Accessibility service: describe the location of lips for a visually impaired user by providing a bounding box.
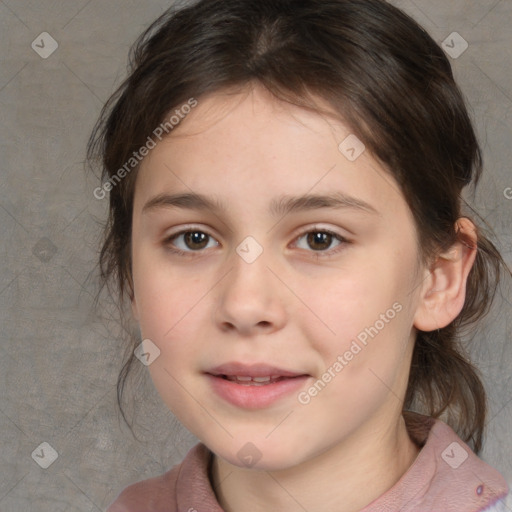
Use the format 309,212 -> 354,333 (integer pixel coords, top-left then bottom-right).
205,362 -> 310,408
207,362 -> 308,380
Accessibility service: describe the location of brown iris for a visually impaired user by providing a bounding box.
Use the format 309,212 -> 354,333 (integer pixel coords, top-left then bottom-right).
184,231 -> 209,250
307,232 -> 333,251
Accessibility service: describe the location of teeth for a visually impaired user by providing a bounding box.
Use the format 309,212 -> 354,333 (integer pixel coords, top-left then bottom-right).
224,375 -> 282,384
252,376 -> 271,382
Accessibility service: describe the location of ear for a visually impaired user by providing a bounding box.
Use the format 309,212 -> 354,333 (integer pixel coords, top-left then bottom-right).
413,217 -> 477,331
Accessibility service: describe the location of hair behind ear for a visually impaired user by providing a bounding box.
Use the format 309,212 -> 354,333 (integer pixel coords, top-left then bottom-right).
405,327 -> 487,453
404,226 -> 509,455
461,227 -> 504,325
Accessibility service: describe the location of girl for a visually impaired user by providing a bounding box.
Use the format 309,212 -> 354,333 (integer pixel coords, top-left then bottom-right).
87,0 -> 511,510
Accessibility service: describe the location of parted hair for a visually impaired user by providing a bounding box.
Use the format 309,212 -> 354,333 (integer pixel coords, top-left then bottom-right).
87,0 -> 510,453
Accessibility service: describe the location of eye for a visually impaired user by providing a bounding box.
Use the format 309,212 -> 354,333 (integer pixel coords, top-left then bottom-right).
165,229 -> 219,253
164,227 -> 347,257
294,229 -> 346,253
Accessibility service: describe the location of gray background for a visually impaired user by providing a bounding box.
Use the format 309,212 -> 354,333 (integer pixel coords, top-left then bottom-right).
0,0 -> 511,510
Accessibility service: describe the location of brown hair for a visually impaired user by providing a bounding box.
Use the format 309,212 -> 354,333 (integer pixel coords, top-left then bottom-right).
87,0 -> 510,453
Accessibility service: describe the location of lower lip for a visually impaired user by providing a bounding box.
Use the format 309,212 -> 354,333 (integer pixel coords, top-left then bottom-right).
206,374 -> 310,409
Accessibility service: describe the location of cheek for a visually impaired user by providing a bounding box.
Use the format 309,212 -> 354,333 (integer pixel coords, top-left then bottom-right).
303,252 -> 416,385
135,277 -> 202,359
300,299 -> 413,429
131,263 -> 200,398
132,241 -> 199,337
135,274 -> 207,415
310,269 -> 399,345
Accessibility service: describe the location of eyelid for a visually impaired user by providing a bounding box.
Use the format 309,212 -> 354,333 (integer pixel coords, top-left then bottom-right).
291,224 -> 350,243
163,224 -> 217,241
163,225 -> 220,255
290,225 -> 350,256
162,224 -> 351,257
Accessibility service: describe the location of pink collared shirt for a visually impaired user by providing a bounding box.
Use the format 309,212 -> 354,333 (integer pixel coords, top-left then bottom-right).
108,413 -> 509,511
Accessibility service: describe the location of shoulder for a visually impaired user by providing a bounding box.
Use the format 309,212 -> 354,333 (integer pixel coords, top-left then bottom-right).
481,490 -> 512,512
106,442 -> 218,512
415,416 -> 509,510
106,463 -> 181,512
365,413 -> 510,512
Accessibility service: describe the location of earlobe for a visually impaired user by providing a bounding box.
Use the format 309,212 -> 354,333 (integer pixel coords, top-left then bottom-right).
413,218 -> 477,332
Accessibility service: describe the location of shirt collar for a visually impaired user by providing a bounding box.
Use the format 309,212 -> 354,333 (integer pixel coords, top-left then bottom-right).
175,412 -> 508,511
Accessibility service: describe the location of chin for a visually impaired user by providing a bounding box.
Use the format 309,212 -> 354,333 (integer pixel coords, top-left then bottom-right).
208,438 -> 309,473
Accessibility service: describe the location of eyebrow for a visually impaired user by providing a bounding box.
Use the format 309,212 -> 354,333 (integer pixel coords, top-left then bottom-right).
142,191 -> 379,216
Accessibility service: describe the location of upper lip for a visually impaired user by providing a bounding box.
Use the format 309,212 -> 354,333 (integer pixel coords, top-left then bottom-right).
207,362 -> 308,378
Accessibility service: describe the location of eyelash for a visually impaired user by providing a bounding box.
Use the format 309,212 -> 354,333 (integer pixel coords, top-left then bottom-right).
163,227 -> 349,259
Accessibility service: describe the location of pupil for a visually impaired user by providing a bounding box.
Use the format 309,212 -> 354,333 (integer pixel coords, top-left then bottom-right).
185,231 -> 208,250
182,232 -> 333,251
307,232 -> 331,251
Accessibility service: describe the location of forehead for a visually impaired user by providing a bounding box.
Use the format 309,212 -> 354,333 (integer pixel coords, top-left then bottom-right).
133,86 -> 408,222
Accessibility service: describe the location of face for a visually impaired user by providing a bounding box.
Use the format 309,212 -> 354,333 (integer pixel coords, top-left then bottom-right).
130,86 -> 426,471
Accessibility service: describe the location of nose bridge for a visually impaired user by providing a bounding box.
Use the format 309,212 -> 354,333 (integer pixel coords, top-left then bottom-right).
227,238 -> 272,298
214,237 -> 286,333
235,234 -> 265,266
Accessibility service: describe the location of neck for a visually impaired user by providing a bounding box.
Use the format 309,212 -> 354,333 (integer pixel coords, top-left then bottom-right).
210,413 -> 420,512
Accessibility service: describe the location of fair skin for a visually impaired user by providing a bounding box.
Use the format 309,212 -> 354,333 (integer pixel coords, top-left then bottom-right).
130,85 -> 477,512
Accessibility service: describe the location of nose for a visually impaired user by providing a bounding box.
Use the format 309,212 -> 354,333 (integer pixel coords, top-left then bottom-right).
213,248 -> 287,337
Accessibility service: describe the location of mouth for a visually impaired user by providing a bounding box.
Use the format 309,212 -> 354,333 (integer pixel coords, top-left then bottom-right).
215,375 -> 300,386
205,362 -> 310,408
207,362 -> 308,381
